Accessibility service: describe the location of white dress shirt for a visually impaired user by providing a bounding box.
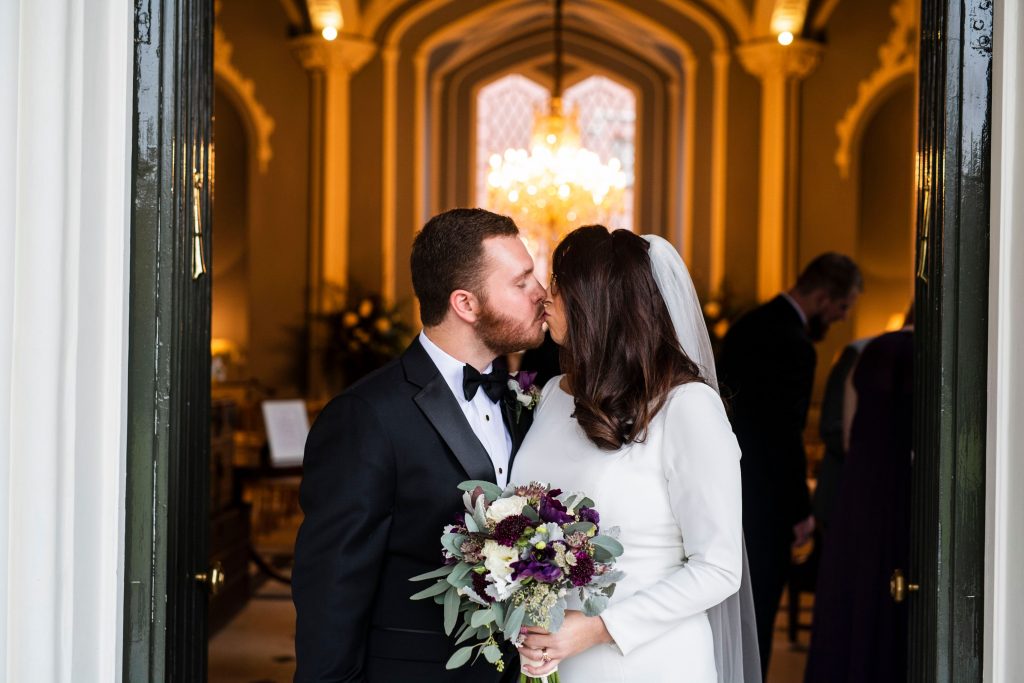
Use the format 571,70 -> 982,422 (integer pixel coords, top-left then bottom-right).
419,331 -> 513,486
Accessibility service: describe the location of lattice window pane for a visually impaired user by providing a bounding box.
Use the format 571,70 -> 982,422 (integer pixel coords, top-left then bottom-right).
564,75 -> 636,231
475,74 -> 549,207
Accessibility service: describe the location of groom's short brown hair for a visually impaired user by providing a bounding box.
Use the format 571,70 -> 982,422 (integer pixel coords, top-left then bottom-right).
411,208 -> 519,326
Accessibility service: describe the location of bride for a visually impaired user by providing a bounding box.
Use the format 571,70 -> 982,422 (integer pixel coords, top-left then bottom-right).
510,226 -> 760,683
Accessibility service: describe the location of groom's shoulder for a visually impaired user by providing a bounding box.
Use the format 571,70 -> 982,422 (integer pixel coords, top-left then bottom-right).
340,356 -> 410,407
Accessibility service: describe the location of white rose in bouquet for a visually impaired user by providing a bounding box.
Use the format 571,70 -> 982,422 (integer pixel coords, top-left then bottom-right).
485,495 -> 528,523
481,539 -> 518,580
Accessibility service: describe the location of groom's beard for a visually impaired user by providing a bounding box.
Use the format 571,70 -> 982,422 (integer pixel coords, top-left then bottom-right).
476,301 -> 545,356
807,314 -> 829,342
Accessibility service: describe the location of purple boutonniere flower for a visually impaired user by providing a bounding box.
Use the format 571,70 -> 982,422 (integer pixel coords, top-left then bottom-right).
513,370 -> 538,392
507,370 -> 542,421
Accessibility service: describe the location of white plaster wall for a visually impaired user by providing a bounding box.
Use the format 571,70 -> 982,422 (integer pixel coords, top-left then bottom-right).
985,1 -> 1024,680
0,0 -> 132,680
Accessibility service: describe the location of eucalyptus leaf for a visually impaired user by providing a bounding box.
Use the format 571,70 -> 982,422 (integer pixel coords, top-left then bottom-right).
482,644 -> 502,664
446,562 -> 473,588
502,604 -> 526,640
470,608 -> 495,628
591,535 -> 624,557
521,505 -> 540,522
409,564 -> 456,582
444,587 -> 461,635
457,480 -> 504,501
491,601 -> 505,627
455,624 -> 478,645
445,645 -> 475,670
410,580 -> 450,600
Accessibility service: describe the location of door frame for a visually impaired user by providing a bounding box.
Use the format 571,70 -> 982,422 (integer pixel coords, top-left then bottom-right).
910,0 -> 993,681
122,0 -> 213,679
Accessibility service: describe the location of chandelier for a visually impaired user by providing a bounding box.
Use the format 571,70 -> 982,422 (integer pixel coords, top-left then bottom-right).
485,0 -> 627,258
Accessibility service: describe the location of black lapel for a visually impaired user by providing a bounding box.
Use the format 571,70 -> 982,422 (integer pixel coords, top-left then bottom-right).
403,338 -> 497,484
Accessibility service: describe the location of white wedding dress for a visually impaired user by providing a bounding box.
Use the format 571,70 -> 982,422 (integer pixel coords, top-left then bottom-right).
510,377 -> 744,683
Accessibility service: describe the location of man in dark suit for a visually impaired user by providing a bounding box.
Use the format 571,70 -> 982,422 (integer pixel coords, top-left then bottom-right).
718,253 -> 862,678
292,209 -> 548,682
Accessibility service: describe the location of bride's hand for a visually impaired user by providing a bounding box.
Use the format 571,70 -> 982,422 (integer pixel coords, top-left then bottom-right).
519,611 -> 613,676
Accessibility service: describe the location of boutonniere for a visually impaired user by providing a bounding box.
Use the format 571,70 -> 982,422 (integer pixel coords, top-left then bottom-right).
506,370 -> 542,421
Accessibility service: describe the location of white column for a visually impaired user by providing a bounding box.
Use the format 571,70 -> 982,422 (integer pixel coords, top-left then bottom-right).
291,34 -> 376,304
986,2 -> 1024,680
0,1 -> 133,681
738,38 -> 822,300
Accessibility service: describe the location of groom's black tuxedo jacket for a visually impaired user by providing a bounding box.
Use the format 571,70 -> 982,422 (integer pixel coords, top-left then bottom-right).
293,339 -> 532,683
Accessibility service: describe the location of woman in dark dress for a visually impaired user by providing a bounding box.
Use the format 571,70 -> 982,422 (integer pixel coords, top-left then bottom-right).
804,327 -> 913,683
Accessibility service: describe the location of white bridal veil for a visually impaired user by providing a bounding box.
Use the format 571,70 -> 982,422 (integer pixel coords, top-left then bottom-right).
642,234 -> 763,683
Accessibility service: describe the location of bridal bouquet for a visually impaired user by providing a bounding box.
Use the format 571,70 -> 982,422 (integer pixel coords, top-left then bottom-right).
410,480 -> 624,683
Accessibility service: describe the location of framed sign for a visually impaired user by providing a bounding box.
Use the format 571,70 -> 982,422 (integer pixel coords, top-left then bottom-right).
261,399 -> 310,467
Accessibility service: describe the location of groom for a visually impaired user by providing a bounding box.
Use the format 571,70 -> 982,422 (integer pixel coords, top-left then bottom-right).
292,208 -> 548,682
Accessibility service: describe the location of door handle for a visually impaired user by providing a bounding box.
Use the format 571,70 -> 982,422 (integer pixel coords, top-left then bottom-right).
890,568 -> 919,603
192,171 -> 207,280
195,561 -> 225,595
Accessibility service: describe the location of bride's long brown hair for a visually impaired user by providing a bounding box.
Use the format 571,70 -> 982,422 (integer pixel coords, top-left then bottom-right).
552,226 -> 704,450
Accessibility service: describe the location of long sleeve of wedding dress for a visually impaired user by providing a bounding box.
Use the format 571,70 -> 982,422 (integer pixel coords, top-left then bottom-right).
599,383 -> 744,656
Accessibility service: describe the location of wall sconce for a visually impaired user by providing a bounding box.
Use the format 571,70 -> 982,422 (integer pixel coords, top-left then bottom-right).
308,0 -> 343,41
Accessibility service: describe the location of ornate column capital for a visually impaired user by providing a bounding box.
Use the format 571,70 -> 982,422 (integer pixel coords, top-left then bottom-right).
290,33 -> 377,74
737,38 -> 823,81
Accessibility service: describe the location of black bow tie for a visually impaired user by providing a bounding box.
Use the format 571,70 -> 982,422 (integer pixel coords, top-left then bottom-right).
463,365 -> 508,403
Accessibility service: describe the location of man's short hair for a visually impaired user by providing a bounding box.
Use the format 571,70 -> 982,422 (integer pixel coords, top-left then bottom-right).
410,208 -> 519,326
794,252 -> 863,300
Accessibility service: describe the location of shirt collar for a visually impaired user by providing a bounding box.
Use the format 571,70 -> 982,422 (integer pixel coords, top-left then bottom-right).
419,330 -> 494,403
780,292 -> 809,327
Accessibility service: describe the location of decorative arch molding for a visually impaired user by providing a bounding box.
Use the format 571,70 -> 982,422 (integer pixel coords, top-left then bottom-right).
213,22 -> 276,173
834,0 -> 918,179
369,0 -> 732,53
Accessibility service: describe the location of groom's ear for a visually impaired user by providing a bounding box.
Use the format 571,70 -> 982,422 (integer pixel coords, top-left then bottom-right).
449,289 -> 481,324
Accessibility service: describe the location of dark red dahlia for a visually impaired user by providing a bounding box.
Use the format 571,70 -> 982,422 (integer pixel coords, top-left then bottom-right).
471,571 -> 495,603
493,514 -> 531,547
569,552 -> 595,587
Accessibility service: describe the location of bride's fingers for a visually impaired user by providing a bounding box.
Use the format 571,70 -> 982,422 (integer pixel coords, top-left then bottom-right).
522,659 -> 561,676
521,634 -> 554,650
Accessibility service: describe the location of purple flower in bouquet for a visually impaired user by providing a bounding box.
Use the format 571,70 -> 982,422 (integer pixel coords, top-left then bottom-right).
511,559 -> 563,583
471,571 -> 496,603
539,490 -> 574,524
493,514 -> 531,547
578,507 -> 600,527
568,552 -> 596,587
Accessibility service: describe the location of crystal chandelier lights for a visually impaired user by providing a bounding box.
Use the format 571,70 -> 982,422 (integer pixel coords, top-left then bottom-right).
485,0 -> 627,258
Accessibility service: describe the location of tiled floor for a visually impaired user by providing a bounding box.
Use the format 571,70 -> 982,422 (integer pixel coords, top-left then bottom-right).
209,570 -> 812,683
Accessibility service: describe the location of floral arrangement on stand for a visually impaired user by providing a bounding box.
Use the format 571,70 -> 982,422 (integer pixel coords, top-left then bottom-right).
313,287 -> 412,392
410,480 -> 624,683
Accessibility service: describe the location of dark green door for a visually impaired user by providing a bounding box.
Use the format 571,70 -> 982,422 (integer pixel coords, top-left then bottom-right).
908,1 -> 992,681
123,0 -> 214,679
